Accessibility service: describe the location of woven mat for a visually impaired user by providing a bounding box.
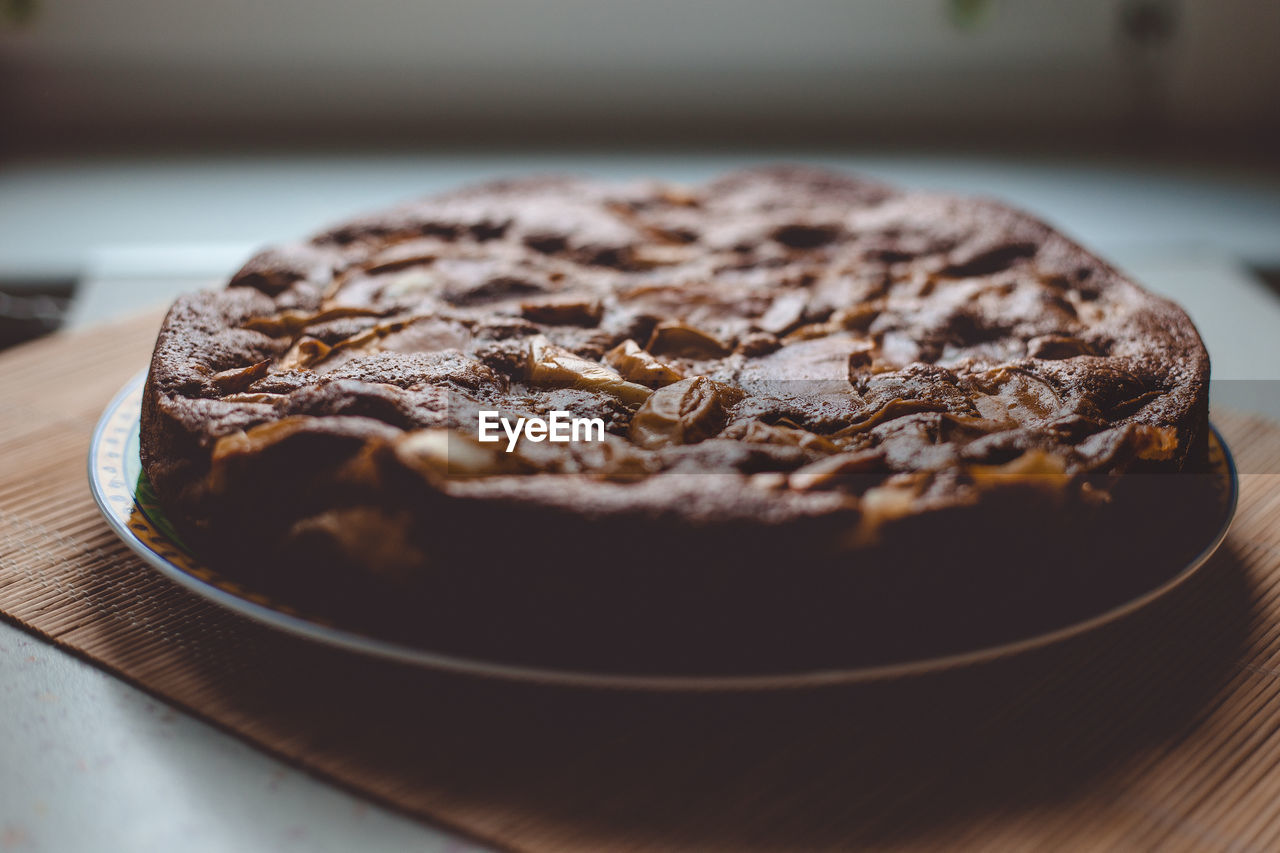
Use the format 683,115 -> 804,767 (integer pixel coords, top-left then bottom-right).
4,310 -> 1280,852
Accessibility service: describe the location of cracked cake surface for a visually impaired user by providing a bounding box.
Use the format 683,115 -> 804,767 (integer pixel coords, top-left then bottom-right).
139,165 -> 1210,658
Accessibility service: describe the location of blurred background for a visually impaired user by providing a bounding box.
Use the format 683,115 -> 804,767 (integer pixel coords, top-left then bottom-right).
2,0 -> 1277,152
0,0 -> 1278,380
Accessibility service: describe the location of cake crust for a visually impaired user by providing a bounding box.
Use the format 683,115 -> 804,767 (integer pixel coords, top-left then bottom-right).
139,166 -> 1210,662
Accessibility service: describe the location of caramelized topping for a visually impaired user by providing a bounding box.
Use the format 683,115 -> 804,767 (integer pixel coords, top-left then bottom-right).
526,336 -> 653,406
395,429 -> 531,479
520,296 -> 604,327
208,361 -> 270,395
645,321 -> 731,359
630,377 -> 745,449
604,340 -> 684,388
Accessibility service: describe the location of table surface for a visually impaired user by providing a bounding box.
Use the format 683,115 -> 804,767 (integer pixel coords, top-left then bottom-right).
2,153 -> 1279,852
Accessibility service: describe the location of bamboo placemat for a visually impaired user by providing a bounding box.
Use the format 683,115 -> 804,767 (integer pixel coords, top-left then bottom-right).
3,310 -> 1280,851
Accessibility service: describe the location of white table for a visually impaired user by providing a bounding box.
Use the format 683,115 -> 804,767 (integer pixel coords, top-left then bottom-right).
2,153 -> 1279,852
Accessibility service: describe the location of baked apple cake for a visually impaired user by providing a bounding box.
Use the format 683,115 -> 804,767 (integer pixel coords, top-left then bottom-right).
140,166 -> 1212,672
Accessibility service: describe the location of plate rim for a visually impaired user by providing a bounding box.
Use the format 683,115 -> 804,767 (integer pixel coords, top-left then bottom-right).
89,371 -> 1240,691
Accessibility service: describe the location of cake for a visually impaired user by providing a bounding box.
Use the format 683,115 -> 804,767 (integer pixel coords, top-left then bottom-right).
140,166 -> 1212,672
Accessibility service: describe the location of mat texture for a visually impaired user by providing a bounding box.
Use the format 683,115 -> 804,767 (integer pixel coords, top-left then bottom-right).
3,310 -> 1280,852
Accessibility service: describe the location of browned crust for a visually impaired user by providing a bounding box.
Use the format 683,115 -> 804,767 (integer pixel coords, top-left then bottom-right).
140,165 -> 1210,619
